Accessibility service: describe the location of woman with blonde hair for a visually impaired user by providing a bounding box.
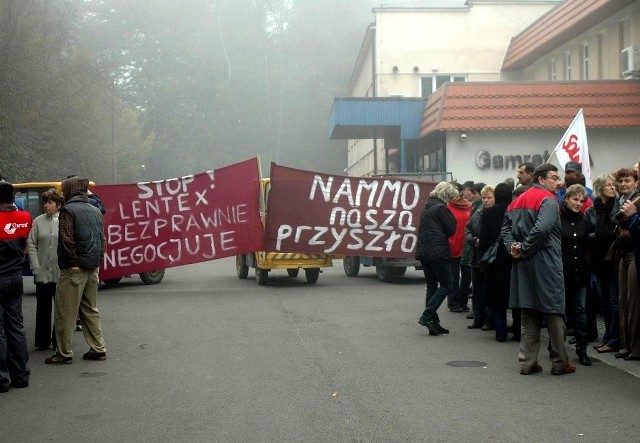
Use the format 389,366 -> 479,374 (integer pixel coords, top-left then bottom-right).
416,182 -> 458,336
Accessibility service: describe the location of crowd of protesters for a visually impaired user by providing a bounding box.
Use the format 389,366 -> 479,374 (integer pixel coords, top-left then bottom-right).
416,159 -> 640,375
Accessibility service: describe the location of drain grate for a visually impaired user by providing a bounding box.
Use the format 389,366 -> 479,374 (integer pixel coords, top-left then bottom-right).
445,361 -> 487,368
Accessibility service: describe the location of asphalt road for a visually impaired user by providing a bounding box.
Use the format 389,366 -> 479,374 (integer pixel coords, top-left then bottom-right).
2,258 -> 639,442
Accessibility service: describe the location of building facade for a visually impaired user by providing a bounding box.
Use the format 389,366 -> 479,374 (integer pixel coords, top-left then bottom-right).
331,0 -> 640,183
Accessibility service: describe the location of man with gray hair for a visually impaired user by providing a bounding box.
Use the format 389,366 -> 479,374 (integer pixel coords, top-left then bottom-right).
502,164 -> 575,375
415,182 -> 458,336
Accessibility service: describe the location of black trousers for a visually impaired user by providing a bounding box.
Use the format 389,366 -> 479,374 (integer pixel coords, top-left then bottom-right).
34,282 -> 57,350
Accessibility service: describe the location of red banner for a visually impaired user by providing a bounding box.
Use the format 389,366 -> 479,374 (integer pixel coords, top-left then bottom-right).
263,164 -> 436,258
93,157 -> 263,280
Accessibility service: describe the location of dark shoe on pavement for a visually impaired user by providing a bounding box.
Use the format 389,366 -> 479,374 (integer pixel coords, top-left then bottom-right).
449,306 -> 464,313
45,354 -> 72,365
568,338 -> 577,345
83,350 -> 107,361
520,364 -> 543,375
623,355 -> 640,361
435,324 -> 449,334
577,351 -> 592,366
467,323 -> 482,329
461,305 -> 470,312
0,385 -> 9,393
465,313 -> 475,319
10,380 -> 29,389
615,351 -> 630,359
551,362 -> 576,375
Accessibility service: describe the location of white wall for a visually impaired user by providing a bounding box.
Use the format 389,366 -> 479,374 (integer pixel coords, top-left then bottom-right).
445,128 -> 640,185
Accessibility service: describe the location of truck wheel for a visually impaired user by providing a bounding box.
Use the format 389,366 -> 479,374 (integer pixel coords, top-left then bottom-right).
287,268 -> 300,278
256,268 -> 269,285
305,268 -> 320,284
343,256 -> 360,277
375,262 -> 395,283
139,270 -> 165,285
236,255 -> 249,279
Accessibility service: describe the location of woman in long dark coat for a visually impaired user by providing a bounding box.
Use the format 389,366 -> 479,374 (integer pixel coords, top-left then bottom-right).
479,183 -> 517,342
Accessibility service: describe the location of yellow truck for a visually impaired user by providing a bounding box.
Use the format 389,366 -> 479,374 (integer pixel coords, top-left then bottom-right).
235,179 -> 333,285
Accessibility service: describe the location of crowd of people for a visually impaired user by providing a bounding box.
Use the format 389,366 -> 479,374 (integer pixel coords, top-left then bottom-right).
415,160 -> 640,375
0,177 -> 108,394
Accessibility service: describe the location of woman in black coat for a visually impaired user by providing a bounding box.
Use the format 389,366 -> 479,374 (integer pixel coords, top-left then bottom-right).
560,184 -> 592,366
479,183 -> 517,342
416,182 -> 458,336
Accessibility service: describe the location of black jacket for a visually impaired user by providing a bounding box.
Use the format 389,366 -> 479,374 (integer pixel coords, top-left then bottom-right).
560,204 -> 590,289
415,196 -> 456,261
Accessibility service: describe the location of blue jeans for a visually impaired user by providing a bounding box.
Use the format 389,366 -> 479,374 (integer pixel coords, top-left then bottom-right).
420,259 -> 453,316
594,273 -> 620,349
566,286 -> 587,351
0,277 -> 30,389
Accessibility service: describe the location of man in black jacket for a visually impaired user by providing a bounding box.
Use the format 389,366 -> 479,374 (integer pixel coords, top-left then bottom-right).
46,177 -> 107,364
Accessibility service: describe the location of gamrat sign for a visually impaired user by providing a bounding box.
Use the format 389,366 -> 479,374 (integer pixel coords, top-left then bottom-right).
263,164 -> 436,258
475,150 -> 551,169
93,157 -> 263,280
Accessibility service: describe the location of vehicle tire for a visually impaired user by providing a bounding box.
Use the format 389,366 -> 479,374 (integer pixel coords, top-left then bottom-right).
305,268 -> 320,284
287,268 -> 300,278
343,256 -> 360,277
139,269 -> 165,285
395,267 -> 407,276
375,261 -> 396,283
256,268 -> 269,285
236,255 -> 249,279
103,277 -> 122,287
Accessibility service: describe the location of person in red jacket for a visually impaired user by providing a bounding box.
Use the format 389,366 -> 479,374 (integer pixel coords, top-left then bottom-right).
0,182 -> 32,393
447,183 -> 472,312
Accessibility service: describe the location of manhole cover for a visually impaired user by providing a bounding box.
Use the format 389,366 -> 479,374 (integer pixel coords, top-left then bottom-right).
446,361 -> 487,368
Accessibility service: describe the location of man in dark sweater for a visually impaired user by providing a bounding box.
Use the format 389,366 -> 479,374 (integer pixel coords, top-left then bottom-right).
45,177 -> 107,364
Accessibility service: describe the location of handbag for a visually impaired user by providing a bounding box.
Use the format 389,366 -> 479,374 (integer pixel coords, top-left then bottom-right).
478,241 -> 499,271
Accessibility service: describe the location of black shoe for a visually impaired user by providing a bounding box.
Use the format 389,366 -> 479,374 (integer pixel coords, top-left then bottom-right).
460,306 -> 470,312
465,313 -> 475,320
83,350 -> 107,361
496,337 -> 507,342
467,323 -> 482,329
10,380 -> 28,389
0,385 -> 9,394
568,338 -> 577,345
449,307 -> 463,313
481,322 -> 494,331
577,352 -> 592,366
435,324 -> 449,334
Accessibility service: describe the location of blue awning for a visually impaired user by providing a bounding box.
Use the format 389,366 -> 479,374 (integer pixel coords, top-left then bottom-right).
329,97 -> 427,141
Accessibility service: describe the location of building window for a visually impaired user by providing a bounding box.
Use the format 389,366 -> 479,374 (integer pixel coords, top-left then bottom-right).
565,52 -> 571,80
550,58 -> 556,81
420,75 -> 466,98
582,43 -> 589,80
